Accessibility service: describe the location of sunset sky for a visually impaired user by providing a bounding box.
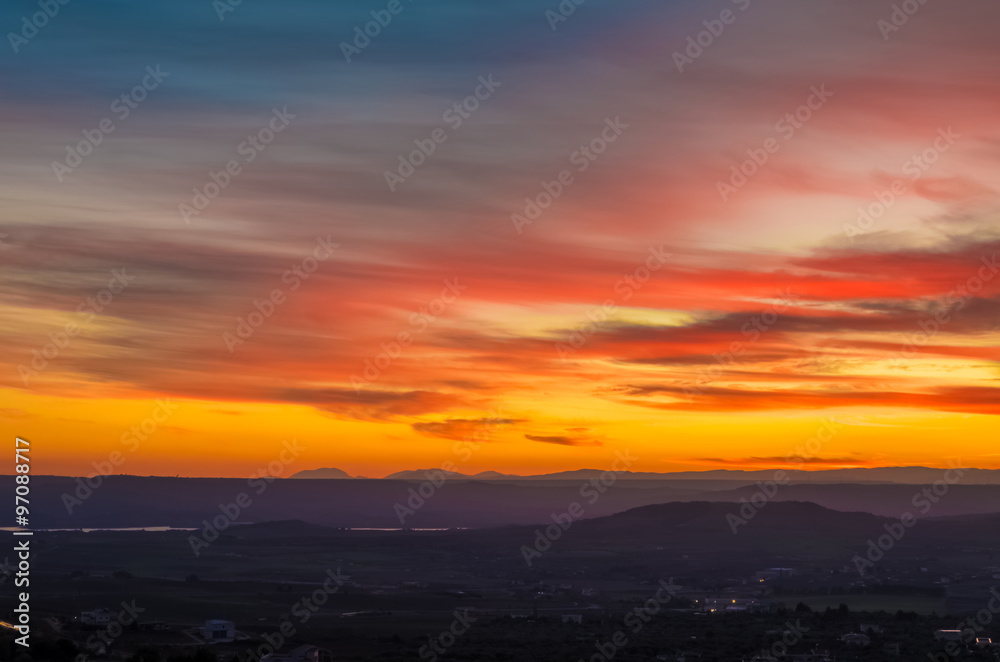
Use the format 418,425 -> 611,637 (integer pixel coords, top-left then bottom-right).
2,0 -> 998,478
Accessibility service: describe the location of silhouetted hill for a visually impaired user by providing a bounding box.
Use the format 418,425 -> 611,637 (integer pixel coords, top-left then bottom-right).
582,500 -> 869,532
22,474 -> 1000,529
478,500 -> 1000,571
553,500 -> 885,551
693,482 -> 1000,518
24,475 -> 701,529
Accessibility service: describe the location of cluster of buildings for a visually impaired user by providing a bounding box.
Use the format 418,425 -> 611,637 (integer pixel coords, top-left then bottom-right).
704,597 -> 765,614
75,611 -> 331,661
935,629 -> 994,647
80,609 -> 113,627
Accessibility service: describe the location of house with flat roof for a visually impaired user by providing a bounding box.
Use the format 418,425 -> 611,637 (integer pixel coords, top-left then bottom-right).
203,619 -> 235,642
935,630 -> 963,642
841,633 -> 870,647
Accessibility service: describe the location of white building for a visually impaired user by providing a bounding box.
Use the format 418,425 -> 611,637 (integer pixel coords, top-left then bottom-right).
840,633 -> 870,647
80,609 -> 113,627
203,619 -> 235,642
935,630 -> 963,642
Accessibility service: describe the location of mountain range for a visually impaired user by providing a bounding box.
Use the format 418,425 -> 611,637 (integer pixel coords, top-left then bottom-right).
292,465 -> 994,484
25,468 -> 1000,530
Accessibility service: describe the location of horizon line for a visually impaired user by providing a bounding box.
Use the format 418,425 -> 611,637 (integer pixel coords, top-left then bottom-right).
16,464 -> 987,480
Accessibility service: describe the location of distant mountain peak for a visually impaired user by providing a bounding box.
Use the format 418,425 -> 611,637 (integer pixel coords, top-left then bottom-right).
290,467 -> 352,479
372,466 -> 997,484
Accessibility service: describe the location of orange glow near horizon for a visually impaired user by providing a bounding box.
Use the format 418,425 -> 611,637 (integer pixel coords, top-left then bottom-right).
2,0 -> 999,478
6,387 -> 1000,478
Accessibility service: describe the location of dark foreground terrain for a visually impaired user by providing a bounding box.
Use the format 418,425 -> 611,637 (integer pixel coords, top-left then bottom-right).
3,501 -> 1000,660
